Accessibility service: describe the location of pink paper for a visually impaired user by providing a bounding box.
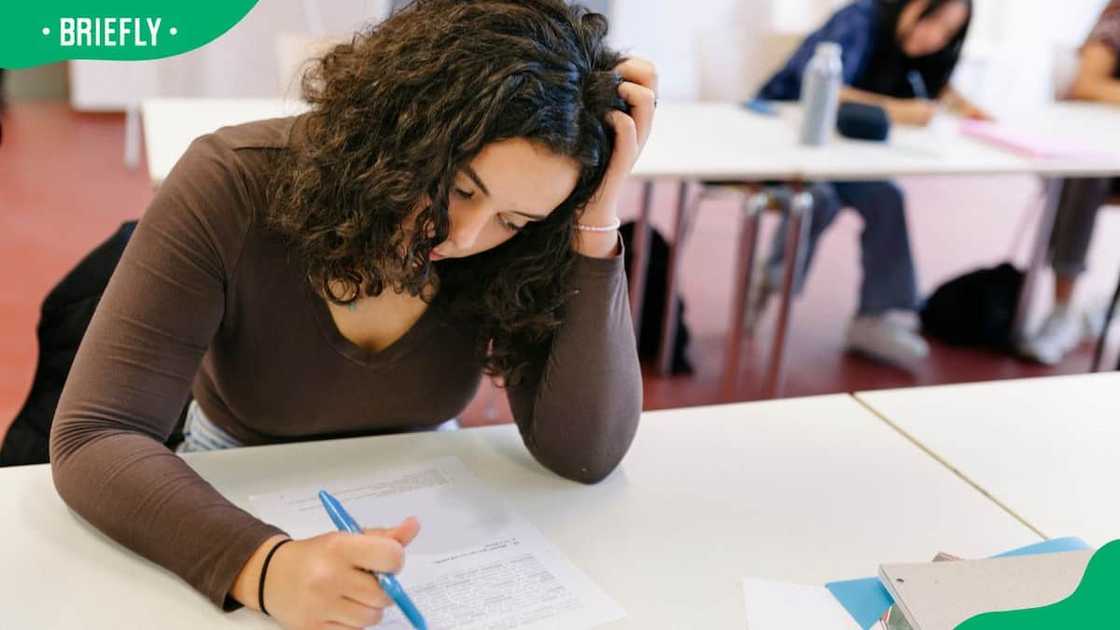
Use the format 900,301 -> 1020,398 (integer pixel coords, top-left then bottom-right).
960,120 -> 1114,161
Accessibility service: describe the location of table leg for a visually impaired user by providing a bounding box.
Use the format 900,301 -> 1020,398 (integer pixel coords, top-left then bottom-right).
762,188 -> 813,398
629,181 -> 655,339
1011,177 -> 1062,344
656,181 -> 692,376
124,105 -> 142,170
721,190 -> 768,400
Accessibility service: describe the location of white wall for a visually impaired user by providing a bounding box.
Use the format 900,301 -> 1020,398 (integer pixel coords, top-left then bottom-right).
954,0 -> 1108,109
71,0 -> 389,110
610,0 -> 786,101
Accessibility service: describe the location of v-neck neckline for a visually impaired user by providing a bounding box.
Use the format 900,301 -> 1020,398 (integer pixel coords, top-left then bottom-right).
304,281 -> 445,367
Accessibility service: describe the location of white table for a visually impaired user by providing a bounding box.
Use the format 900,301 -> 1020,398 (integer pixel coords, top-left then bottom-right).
631,102 -> 1120,395
1,395 -> 1040,629
138,99 -> 1120,395
856,373 -> 1120,548
636,102 -> 1120,182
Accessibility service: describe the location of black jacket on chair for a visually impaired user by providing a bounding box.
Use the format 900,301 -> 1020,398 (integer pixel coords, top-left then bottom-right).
0,222 -> 140,466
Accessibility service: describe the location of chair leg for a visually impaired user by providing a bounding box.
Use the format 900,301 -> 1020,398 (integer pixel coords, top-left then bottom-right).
763,188 -> 813,398
123,105 -> 142,170
721,190 -> 768,400
1011,177 -> 1062,343
1092,268 -> 1120,372
656,181 -> 694,376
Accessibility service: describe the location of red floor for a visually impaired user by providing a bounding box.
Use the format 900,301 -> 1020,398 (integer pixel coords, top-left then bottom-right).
2,104 -> 1118,442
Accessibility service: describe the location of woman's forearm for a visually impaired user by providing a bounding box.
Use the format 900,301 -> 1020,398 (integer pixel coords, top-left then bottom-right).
939,86 -> 991,119
840,86 -> 892,108
505,254 -> 641,484
1070,76 -> 1120,105
1069,42 -> 1120,105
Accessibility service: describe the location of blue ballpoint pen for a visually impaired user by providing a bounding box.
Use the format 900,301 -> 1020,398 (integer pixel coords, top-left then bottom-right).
318,490 -> 429,630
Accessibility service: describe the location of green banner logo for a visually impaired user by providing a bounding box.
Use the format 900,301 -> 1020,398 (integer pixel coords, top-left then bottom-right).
0,1 -> 259,69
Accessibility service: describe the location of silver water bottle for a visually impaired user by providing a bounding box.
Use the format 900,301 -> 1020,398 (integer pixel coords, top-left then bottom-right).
799,42 -> 843,146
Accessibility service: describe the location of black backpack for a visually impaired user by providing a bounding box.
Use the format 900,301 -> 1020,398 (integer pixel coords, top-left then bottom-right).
920,262 -> 1024,349
619,221 -> 694,374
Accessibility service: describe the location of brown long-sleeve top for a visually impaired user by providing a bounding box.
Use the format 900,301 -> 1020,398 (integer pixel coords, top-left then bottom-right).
48,117 -> 642,609
1088,0 -> 1120,57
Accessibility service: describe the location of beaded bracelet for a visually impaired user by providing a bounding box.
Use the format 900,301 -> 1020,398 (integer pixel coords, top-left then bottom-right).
575,217 -> 622,232
258,538 -> 293,616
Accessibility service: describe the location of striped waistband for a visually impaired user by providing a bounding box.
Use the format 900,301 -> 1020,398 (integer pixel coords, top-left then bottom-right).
176,400 -> 243,453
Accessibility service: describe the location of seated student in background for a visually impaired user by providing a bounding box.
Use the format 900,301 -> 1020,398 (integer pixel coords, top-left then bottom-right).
1021,0 -> 1120,365
752,0 -> 987,366
49,1 -> 650,627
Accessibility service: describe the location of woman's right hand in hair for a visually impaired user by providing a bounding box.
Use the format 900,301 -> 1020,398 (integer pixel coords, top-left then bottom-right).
887,98 -> 938,126
575,56 -> 658,258
231,518 -> 421,629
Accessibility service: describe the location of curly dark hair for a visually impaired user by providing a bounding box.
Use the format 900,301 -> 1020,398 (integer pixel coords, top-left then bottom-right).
267,0 -> 627,384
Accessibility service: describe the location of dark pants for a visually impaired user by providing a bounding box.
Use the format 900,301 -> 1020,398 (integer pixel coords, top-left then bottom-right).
768,180 -> 919,316
1049,177 -> 1119,278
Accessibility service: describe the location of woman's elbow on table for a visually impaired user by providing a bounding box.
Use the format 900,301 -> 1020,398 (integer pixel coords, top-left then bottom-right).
532,408 -> 641,485
48,410 -> 146,510
534,444 -> 629,485
48,417 -> 90,509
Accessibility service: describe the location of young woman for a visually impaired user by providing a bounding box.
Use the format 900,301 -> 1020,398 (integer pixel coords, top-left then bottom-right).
1021,0 -> 1120,365
753,0 -> 986,366
49,1 -> 653,627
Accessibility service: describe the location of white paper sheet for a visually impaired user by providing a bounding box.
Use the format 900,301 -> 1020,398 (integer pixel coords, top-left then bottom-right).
249,457 -> 625,630
742,578 -> 872,630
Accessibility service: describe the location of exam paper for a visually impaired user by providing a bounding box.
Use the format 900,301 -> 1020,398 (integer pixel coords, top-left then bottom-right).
249,457 -> 624,630
742,578 -> 884,630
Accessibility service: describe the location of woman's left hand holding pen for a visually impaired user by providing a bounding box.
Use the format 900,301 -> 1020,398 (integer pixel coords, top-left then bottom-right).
230,517 -> 421,629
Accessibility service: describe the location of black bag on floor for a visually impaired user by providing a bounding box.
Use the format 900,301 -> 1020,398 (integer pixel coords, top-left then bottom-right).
920,262 -> 1024,349
0,222 -> 137,466
619,222 -> 694,374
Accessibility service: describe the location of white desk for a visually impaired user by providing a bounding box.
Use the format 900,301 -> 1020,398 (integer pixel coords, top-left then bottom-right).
632,102 -> 1120,393
856,373 -> 1120,548
636,102 -> 1120,180
2,396 -> 1039,629
637,103 -> 1015,180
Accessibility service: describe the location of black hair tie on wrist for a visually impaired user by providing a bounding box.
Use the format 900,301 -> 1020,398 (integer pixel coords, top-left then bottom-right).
259,538 -> 293,616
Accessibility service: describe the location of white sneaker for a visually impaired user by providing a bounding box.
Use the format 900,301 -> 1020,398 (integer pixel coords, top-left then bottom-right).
1082,297 -> 1113,340
884,310 -> 921,333
1084,307 -> 1106,340
1019,305 -> 1084,366
845,313 -> 931,365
